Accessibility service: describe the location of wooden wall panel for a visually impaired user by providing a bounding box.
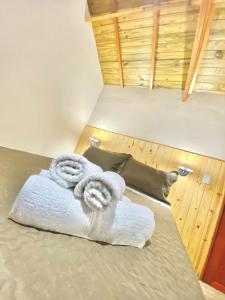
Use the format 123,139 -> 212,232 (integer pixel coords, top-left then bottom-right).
92,1 -> 200,89
88,0 -> 154,17
75,125 -> 225,278
195,1 -> 225,93
90,0 -> 225,95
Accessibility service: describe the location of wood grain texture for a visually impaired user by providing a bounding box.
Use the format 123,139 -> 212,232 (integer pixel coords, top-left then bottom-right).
183,0 -> 214,101
90,0 -> 225,95
87,0 -> 201,20
195,1 -> 225,93
150,2 -> 159,89
75,125 -> 225,278
113,17 -> 125,87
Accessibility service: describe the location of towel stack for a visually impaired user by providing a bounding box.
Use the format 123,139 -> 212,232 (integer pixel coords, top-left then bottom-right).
9,153 -> 155,248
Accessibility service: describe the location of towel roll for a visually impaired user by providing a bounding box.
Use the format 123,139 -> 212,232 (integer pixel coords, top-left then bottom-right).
74,171 -> 126,211
49,153 -> 102,188
9,174 -> 155,248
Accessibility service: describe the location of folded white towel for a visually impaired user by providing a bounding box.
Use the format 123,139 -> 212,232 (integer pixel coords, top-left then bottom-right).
49,153 -> 102,188
74,171 -> 126,211
9,175 -> 155,248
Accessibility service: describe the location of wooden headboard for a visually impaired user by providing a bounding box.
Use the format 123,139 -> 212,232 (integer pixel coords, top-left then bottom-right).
75,125 -> 225,278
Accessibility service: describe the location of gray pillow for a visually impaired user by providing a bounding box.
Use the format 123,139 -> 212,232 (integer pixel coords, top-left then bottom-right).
83,147 -> 132,172
120,158 -> 178,204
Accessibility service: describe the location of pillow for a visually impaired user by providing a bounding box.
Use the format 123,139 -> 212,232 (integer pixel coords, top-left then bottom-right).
120,158 -> 178,204
83,147 -> 132,172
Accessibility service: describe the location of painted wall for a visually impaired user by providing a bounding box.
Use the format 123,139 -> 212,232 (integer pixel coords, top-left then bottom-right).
89,86 -> 225,160
0,0 -> 103,158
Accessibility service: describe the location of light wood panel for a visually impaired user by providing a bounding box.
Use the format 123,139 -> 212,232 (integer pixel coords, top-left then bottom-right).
87,0 -> 201,20
195,1 -> 225,93
183,0 -> 214,101
90,0 -> 225,96
150,1 -> 159,89
113,17 -> 125,87
75,125 -> 225,278
92,1 -> 199,90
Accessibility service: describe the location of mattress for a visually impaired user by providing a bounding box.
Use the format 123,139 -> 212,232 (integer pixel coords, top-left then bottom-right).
0,147 -> 204,300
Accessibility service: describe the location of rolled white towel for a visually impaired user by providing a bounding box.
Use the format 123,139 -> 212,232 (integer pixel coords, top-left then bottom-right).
39,169 -> 51,178
110,196 -> 155,248
8,175 -> 91,238
49,153 -> 102,188
9,175 -> 155,248
74,171 -> 126,211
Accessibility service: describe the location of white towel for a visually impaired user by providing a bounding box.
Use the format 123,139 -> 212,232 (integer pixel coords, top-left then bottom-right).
9,175 -> 155,248
74,171 -> 125,211
9,175 -> 91,238
49,153 -> 102,188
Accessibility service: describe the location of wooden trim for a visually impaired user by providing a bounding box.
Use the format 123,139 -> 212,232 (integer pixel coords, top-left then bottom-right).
182,0 -> 214,101
200,199 -> 225,278
113,17 -> 124,87
86,0 -> 200,23
150,1 -> 160,89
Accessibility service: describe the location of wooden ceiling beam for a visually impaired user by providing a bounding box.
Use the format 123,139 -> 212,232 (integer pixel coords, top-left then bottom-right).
113,17 -> 124,87
182,0 -> 214,101
150,1 -> 160,89
111,0 -> 124,87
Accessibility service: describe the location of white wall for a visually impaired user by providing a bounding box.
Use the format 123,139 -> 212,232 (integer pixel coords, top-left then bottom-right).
89,86 -> 225,160
0,0 -> 103,157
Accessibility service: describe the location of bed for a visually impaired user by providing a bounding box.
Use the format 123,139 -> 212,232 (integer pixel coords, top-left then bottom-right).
0,147 -> 204,300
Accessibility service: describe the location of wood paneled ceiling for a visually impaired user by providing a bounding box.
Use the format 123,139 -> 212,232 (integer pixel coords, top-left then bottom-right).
87,0 -> 225,100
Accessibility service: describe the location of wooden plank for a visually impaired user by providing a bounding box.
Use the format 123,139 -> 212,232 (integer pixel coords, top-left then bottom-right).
94,23 -> 196,42
87,2 -> 154,22
123,73 -> 150,81
198,67 -> 225,75
86,0 -> 200,22
183,0 -> 215,101
119,17 -> 152,30
98,39 -> 195,53
200,59 -> 225,68
158,21 -> 197,35
155,74 -> 186,81
118,9 -> 153,22
159,10 -> 199,25
206,40 -> 225,50
121,44 -> 151,54
182,158 -> 213,249
188,160 -> 222,265
123,79 -> 149,87
101,61 -> 189,77
197,75 -> 225,82
114,17 -> 124,87
150,2 -> 159,89
155,81 -> 184,89
195,82 -> 225,92
195,164 -> 225,277
120,51 -> 192,61
87,0 -> 200,22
